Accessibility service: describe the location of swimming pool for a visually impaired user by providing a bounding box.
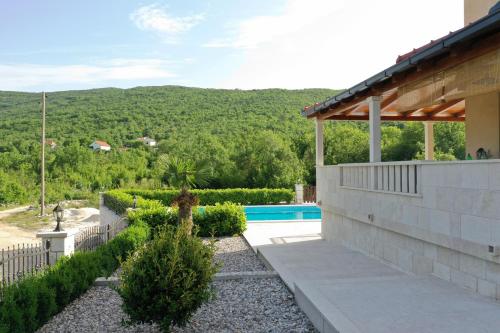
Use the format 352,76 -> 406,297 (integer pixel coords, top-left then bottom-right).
244,205 -> 321,222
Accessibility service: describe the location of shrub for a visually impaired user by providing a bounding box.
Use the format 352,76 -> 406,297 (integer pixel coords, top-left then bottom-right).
196,203 -> 246,237
103,190 -> 163,214
123,188 -> 294,206
128,206 -> 178,232
127,203 -> 246,237
0,221 -> 150,333
119,223 -> 218,332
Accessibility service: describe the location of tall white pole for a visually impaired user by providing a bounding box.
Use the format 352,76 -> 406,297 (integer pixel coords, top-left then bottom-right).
315,118 -> 324,166
41,92 -> 46,216
424,122 -> 435,160
367,96 -> 382,163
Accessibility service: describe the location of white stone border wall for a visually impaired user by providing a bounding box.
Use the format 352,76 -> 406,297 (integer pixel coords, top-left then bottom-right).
36,194 -> 126,266
99,193 -> 123,228
317,161 -> 500,300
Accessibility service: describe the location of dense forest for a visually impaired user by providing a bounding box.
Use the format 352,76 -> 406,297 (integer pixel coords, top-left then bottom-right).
0,86 -> 465,205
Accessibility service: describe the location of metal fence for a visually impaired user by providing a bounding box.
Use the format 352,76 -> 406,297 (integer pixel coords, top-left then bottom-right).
75,218 -> 127,252
304,185 -> 317,203
1,242 -> 49,288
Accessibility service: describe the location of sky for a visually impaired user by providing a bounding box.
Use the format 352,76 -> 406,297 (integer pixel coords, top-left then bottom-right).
0,0 -> 464,92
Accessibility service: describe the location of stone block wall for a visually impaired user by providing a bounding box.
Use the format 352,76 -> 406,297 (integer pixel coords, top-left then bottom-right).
318,160 -> 500,300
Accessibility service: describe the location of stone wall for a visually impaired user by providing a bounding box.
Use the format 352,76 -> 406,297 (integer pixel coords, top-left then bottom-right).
318,160 -> 500,299
99,193 -> 122,227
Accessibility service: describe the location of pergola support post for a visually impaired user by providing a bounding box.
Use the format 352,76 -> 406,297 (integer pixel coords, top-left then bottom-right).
315,119 -> 324,166
424,122 -> 435,160
368,96 -> 382,163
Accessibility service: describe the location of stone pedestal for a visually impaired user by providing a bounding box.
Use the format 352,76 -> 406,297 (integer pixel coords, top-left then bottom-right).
36,229 -> 78,265
295,184 -> 304,204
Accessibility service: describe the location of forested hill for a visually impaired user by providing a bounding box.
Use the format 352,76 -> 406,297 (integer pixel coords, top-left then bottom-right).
0,86 -> 335,148
0,86 -> 343,204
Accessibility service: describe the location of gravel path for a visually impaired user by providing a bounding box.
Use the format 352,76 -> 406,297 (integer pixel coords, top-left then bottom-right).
37,236 -> 317,333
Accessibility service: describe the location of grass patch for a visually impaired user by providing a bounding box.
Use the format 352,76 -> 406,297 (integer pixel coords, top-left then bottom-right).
0,209 -> 52,230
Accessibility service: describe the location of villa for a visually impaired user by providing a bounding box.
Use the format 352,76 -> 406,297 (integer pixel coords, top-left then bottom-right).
45,139 -> 57,149
137,136 -> 157,146
303,0 -> 500,294
89,140 -> 111,152
255,1 -> 500,332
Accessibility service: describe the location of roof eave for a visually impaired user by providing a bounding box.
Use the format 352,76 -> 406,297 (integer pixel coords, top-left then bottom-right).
303,10 -> 500,118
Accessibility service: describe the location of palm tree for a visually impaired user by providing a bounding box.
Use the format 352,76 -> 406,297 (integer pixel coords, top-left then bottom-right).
164,157 -> 210,234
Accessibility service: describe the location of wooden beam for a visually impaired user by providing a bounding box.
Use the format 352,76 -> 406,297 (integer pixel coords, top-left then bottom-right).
381,91 -> 398,110
346,103 -> 368,116
318,103 -> 358,120
424,99 -> 462,117
323,114 -> 465,122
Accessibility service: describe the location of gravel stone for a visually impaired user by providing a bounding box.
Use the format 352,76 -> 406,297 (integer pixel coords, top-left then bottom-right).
171,277 -> 316,333
37,236 -> 317,332
37,286 -> 160,333
213,236 -> 269,272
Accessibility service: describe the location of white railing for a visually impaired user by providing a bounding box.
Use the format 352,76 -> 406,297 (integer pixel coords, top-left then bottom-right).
340,162 -> 421,195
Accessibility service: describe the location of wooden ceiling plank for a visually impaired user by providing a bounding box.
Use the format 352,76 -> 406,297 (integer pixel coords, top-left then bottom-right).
313,32 -> 500,119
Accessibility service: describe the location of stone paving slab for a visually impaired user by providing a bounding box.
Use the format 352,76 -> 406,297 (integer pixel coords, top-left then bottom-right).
246,228 -> 500,333
243,221 -> 321,251
296,274 -> 500,333
257,240 -> 404,291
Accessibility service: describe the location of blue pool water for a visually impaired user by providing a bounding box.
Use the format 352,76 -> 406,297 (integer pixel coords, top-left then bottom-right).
244,205 -> 321,222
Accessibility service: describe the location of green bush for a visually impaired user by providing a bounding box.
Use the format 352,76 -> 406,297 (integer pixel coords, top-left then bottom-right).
128,206 -> 178,231
123,188 -> 294,206
103,190 -> 163,214
196,203 -> 246,237
119,223 -> 218,332
127,203 -> 246,237
0,221 -> 150,333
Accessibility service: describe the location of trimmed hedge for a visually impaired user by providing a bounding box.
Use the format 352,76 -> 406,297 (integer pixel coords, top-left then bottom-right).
196,203 -> 246,237
103,190 -> 163,215
0,221 -> 150,333
127,203 -> 246,237
123,188 -> 294,206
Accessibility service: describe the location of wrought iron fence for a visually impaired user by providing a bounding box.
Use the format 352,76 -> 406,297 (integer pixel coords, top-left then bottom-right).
1,242 -> 49,288
75,218 -> 127,252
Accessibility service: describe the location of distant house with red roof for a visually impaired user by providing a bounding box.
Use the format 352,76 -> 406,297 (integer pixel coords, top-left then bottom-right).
45,139 -> 57,149
90,140 -> 111,152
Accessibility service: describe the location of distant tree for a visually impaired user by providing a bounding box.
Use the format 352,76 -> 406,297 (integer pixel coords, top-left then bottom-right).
325,124 -> 369,164
234,131 -> 304,188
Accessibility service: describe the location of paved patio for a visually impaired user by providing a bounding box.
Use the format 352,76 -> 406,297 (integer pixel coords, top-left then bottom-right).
244,222 -> 500,333
243,221 -> 321,250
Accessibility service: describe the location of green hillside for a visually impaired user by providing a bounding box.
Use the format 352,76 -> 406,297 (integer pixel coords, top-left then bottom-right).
0,85 -> 464,205
0,86 -> 336,204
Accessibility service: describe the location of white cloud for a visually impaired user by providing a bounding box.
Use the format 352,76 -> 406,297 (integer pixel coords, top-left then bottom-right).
130,4 -> 204,42
204,0 -> 346,49
0,58 -> 176,91
213,0 -> 463,90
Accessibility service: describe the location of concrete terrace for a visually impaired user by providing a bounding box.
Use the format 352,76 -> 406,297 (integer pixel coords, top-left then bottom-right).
245,222 -> 500,333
